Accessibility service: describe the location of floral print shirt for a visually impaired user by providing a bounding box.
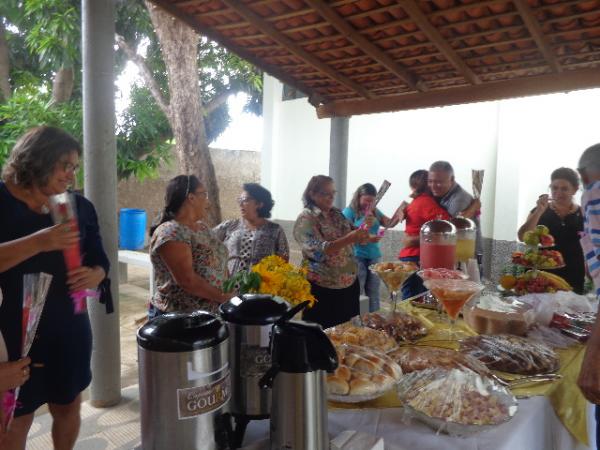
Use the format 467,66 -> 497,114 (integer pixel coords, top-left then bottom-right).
293,206 -> 357,289
213,219 -> 289,276
150,220 -> 228,313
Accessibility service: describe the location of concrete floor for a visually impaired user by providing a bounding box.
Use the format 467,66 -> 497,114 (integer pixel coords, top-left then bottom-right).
28,266 -> 149,449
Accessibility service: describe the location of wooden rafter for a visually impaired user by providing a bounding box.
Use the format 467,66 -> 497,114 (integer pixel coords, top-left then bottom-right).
317,68 -> 600,118
512,0 -> 561,73
218,0 -> 375,99
398,0 -> 481,85
304,0 -> 425,92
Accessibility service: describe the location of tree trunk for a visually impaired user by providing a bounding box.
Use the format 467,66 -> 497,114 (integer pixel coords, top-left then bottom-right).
0,21 -> 11,102
51,66 -> 74,104
146,2 -> 222,225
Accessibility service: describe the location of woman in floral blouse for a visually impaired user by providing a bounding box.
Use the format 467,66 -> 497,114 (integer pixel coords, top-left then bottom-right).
214,183 -> 289,277
149,175 -> 231,318
294,175 -> 369,328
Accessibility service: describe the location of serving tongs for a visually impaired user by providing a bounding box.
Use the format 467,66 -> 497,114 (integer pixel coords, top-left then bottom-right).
502,373 -> 562,387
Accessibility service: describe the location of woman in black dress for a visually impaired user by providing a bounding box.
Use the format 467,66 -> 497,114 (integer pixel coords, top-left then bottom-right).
518,167 -> 585,294
0,126 -> 109,449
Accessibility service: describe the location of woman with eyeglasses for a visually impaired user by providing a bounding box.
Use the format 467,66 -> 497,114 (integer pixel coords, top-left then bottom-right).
518,167 -> 584,293
294,175 -> 369,329
148,175 -> 231,318
0,126 -> 109,449
213,183 -> 289,277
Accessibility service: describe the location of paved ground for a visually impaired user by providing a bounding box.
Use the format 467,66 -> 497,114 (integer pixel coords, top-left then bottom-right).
28,266 -> 149,450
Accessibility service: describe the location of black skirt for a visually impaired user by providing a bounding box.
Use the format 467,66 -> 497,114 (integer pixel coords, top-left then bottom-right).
302,279 -> 360,329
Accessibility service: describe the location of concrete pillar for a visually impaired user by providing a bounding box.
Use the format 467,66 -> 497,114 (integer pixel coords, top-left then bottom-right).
329,116 -> 350,209
82,0 -> 121,407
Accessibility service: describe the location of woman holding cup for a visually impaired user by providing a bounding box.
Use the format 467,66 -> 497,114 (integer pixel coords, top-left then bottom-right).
518,167 -> 584,293
294,175 -> 369,328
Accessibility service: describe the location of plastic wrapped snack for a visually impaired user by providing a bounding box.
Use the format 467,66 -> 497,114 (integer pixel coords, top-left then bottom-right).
460,334 -> 559,375
387,346 -> 489,377
397,367 -> 517,435
328,344 -> 402,402
463,295 -> 535,336
326,322 -> 397,353
358,311 -> 428,343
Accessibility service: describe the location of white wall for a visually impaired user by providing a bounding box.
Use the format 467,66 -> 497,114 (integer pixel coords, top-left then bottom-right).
262,75 -> 331,220
262,73 -> 600,242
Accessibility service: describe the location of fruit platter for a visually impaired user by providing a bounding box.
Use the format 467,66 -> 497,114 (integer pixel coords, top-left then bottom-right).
511,249 -> 564,269
499,269 -> 572,296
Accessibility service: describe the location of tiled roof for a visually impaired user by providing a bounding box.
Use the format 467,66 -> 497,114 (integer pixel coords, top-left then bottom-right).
150,0 -> 600,116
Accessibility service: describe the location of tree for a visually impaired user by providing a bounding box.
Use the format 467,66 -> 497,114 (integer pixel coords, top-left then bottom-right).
116,1 -> 262,224
0,0 -> 262,220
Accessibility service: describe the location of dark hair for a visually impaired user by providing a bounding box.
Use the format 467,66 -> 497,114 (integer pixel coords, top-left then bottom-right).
429,160 -> 454,176
348,183 -> 377,214
2,126 -> 82,188
551,167 -> 580,190
243,183 -> 275,218
409,170 -> 429,197
302,175 -> 333,208
150,175 -> 201,236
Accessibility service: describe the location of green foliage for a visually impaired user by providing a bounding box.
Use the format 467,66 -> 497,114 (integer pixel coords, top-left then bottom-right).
116,85 -> 173,180
24,0 -> 80,69
223,270 -> 261,294
0,86 -> 82,164
0,86 -> 171,181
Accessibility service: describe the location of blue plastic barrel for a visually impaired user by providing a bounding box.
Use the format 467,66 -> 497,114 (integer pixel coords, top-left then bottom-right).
119,208 -> 147,250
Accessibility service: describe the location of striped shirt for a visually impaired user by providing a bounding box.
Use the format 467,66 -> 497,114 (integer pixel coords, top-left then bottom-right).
580,180 -> 600,295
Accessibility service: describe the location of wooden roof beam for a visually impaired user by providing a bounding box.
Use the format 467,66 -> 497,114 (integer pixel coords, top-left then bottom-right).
304,0 -> 425,92
218,0 -> 375,99
512,0 -> 562,73
317,68 -> 600,118
398,0 -> 481,85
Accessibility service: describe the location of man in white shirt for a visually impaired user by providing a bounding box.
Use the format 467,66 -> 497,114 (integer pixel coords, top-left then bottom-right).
576,143 -> 600,449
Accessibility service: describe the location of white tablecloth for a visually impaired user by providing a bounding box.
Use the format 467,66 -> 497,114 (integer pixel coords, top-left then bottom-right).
241,397 -> 596,450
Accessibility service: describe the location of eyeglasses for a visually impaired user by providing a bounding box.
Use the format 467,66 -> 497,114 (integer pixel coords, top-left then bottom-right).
237,196 -> 253,205
317,190 -> 337,198
194,190 -> 209,199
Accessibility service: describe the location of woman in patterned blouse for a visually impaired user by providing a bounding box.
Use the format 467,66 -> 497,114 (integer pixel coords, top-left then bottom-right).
214,183 -> 289,277
294,175 -> 369,328
148,175 -> 231,318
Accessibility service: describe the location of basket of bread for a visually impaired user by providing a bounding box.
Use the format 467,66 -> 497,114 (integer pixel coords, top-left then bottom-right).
327,343 -> 403,403
397,367 -> 517,435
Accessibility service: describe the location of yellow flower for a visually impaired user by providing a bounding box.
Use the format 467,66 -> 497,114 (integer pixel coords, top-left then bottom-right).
249,255 -> 316,307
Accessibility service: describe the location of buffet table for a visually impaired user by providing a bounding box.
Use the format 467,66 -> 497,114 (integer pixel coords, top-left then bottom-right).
240,297 -> 596,450
240,396 -> 595,450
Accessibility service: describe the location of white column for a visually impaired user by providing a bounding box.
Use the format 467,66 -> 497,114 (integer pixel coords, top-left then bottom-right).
82,0 -> 121,407
329,116 -> 350,209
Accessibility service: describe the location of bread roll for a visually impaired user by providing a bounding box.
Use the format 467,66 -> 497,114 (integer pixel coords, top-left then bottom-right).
354,357 -> 379,374
349,378 -> 378,396
327,376 -> 350,395
344,353 -> 361,367
335,365 -> 351,381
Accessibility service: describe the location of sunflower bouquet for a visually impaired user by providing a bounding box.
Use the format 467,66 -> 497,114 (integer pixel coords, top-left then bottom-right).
223,255 -> 316,307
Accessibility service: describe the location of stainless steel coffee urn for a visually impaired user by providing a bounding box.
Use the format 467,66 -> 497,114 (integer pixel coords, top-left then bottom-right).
260,302 -> 338,450
137,311 -> 230,450
219,294 -> 289,446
